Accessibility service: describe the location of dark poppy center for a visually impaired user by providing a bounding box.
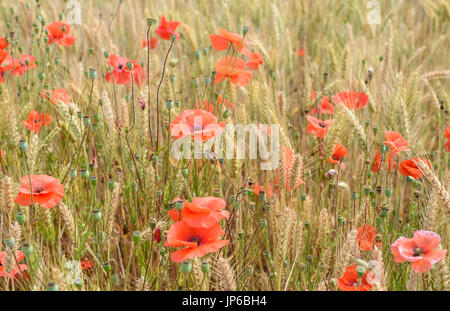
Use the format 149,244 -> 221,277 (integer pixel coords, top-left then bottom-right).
318,122 -> 326,128
193,125 -> 203,131
118,64 -> 124,70
413,247 -> 423,257
189,236 -> 202,245
34,186 -> 45,193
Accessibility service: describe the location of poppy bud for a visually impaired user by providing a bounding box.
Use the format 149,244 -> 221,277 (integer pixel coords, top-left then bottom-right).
407,176 -> 416,183
38,72 -> 45,81
126,61 -> 133,71
201,262 -> 210,273
46,282 -> 59,291
194,50 -> 200,60
238,231 -> 244,239
372,126 -> 378,135
19,139 -> 28,152
295,132 -> 300,139
88,47 -> 94,55
366,171 -> 373,178
174,100 -> 180,108
356,266 -> 366,277
92,209 -> 102,222
301,193 -> 307,201
304,221 -> 310,229
154,228 -> 161,243
364,120 -> 370,127
104,51 -> 110,59
94,113 -> 101,122
223,109 -> 230,119
351,192 -> 358,200
181,260 -> 192,274
355,259 -> 369,268
242,26 -> 249,35
132,231 -> 142,244
263,250 -> 271,260
147,18 -> 156,26
337,215 -> 345,225
111,273 -> 120,286
16,212 -> 26,225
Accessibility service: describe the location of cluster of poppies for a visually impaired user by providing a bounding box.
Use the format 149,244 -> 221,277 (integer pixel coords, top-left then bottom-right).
164,197 -> 230,263
209,28 -> 264,86
338,226 -> 447,291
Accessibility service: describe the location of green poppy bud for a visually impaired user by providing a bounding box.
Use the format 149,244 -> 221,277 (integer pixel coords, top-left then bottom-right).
201,262 -> 210,273
16,212 -> 26,225
46,282 -> 59,291
92,209 -> 102,222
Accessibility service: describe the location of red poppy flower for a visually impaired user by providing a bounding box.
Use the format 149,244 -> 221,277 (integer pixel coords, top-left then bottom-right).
444,126 -> 450,151
105,54 -> 145,86
154,228 -> 162,243
214,56 -> 252,86
0,250 -> 28,279
209,28 -> 251,55
41,88 -> 72,105
22,110 -> 52,134
3,54 -> 37,76
274,146 -> 305,191
0,37 -> 8,50
170,109 -> 225,142
306,116 -> 333,138
245,52 -> 263,70
155,16 -> 180,41
168,197 -> 229,229
338,265 -> 373,291
80,259 -> 92,270
0,49 -> 8,83
195,95 -> 234,113
355,225 -> 377,251
251,182 -> 274,199
371,148 -> 396,173
14,174 -> 64,209
398,158 -> 430,179
46,22 -> 76,47
142,37 -> 158,49
328,144 -> 348,166
310,95 -> 335,115
391,230 -> 447,273
164,221 -> 229,263
333,91 -> 369,110
384,131 -> 409,153
297,48 -> 304,57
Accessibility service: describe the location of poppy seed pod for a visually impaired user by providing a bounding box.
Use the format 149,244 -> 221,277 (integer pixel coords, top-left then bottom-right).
132,231 -> 142,244
175,200 -> 184,211
74,278 -> 83,289
201,262 -> 210,273
249,201 -> 255,211
147,18 -> 155,26
258,190 -> 266,201
19,139 -> 28,152
242,26 -> 249,35
103,262 -> 112,272
16,212 -> 26,225
384,188 -> 392,197
263,250 -> 271,260
107,180 -> 116,191
104,51 -> 110,59
80,169 -> 89,179
260,219 -> 268,228
92,209 -> 102,222
170,34 -> 177,42
90,176 -> 98,187
213,188 -> 221,197
356,266 -> 366,278
181,260 -> 192,274
351,192 -> 358,200
82,116 -> 91,127
88,68 -> 97,80
4,237 -> 15,248
126,61 -> 133,71
69,169 -> 77,179
21,243 -> 34,256
46,282 -> 59,291
246,266 -> 253,275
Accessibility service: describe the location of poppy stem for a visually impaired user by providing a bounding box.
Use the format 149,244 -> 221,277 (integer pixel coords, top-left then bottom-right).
146,23 -> 154,149
156,40 -> 175,151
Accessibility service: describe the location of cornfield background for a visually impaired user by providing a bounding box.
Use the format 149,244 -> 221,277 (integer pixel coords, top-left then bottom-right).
0,0 -> 449,291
